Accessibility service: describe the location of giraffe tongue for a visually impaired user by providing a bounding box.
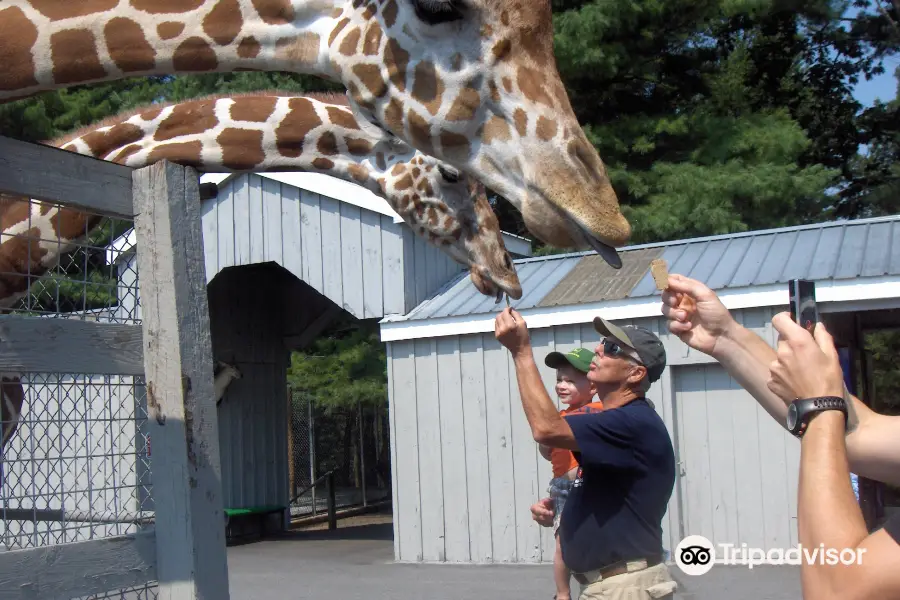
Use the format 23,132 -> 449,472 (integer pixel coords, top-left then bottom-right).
582,231 -> 622,269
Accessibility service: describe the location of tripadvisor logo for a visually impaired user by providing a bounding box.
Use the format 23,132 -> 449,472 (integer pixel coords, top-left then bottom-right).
675,535 -> 715,575
674,535 -> 868,574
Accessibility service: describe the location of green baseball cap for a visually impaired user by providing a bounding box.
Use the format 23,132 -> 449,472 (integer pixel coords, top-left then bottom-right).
544,347 -> 594,374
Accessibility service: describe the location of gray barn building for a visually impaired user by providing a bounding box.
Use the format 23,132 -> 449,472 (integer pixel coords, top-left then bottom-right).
107,170 -> 532,527
379,214 -> 900,564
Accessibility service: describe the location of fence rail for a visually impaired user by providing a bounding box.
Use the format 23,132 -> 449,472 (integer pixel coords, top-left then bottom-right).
0,135 -> 229,599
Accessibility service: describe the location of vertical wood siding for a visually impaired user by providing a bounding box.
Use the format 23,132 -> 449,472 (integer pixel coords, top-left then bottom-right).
387,306 -> 800,563
200,174 -> 464,319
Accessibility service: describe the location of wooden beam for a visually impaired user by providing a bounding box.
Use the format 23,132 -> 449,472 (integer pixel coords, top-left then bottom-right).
283,304 -> 342,351
0,530 -> 156,599
0,136 -> 134,218
132,161 -> 230,599
0,317 -> 143,375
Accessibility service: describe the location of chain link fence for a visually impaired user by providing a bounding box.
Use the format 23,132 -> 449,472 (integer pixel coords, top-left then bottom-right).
287,387 -> 391,519
0,202 -> 157,599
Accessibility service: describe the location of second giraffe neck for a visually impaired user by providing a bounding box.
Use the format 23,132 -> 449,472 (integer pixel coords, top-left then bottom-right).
2,0 -> 344,101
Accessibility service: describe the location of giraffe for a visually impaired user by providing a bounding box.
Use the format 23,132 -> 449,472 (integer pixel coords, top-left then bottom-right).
0,0 -> 632,268
0,90 -> 523,454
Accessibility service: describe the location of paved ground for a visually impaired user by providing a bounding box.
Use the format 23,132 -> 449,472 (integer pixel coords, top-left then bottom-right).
226,514 -> 802,600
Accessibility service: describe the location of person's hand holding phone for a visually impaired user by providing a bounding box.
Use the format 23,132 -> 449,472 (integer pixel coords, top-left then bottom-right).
767,312 -> 845,402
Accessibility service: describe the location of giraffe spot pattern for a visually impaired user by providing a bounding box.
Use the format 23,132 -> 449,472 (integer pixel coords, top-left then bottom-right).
383,97 -> 404,136
131,0 -> 204,13
203,0 -> 244,46
502,77 -> 513,93
218,128 -> 265,170
0,228 -> 50,295
51,205 -> 100,241
51,30 -> 106,85
348,164 -> 369,183
147,141 -> 204,165
237,37 -> 262,58
482,115 -> 511,144
157,22 -> 185,40
440,131 -> 471,162
110,144 -> 143,164
140,107 -> 164,122
173,37 -> 219,71
0,8 -> 39,91
313,157 -> 335,170
516,66 -> 555,109
346,138 -> 374,156
352,64 -> 387,98
447,87 -> 480,122
492,39 -> 511,61
390,163 -> 405,176
327,107 -> 360,130
412,61 -> 444,115
80,123 -> 144,158
230,96 -> 277,122
276,98 -> 321,158
395,175 -> 414,190
381,0 -> 398,27
536,116 -> 557,141
328,18 -> 350,47
317,132 -> 340,156
106,18 -> 157,73
155,100 -> 219,141
513,108 -> 528,136
275,33 -> 321,66
488,80 -> 500,103
384,40 -> 409,92
29,0 -> 118,20
407,110 -> 434,155
250,0 -> 295,24
339,27 -> 362,56
363,22 -> 383,56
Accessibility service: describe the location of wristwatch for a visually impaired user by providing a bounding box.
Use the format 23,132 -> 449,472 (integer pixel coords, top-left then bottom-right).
786,396 -> 847,438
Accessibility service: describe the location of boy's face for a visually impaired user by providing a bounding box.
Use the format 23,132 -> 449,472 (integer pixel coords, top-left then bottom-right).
555,364 -> 594,407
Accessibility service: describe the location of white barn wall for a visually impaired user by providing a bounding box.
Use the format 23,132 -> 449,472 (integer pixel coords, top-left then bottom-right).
386,306 -> 801,564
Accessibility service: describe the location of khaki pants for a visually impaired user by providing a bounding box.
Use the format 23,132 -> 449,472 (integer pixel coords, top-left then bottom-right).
578,562 -> 677,600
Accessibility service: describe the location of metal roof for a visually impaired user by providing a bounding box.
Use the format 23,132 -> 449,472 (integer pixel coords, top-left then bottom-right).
383,214 -> 900,323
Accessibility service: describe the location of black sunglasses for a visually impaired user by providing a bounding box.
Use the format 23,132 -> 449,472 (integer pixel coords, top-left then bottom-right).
601,338 -> 643,365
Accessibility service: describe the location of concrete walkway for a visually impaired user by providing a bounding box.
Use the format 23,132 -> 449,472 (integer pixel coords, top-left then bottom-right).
226,517 -> 802,600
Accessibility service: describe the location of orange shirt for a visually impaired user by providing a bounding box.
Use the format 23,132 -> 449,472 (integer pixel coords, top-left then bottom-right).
550,401 -> 604,477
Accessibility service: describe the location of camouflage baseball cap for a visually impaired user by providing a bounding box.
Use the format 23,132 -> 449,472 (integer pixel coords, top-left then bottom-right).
592,317 -> 667,383
544,347 -> 594,374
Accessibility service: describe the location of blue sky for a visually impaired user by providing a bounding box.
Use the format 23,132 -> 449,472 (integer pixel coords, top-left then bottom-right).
852,58 -> 898,106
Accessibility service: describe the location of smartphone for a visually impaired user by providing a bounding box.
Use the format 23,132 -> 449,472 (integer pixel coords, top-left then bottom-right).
789,279 -> 818,334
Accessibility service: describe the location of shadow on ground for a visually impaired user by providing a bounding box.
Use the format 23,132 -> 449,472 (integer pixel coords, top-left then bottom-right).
226,511 -> 801,600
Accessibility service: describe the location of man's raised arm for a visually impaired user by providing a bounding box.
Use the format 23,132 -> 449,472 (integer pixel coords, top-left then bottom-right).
660,274 -> 900,486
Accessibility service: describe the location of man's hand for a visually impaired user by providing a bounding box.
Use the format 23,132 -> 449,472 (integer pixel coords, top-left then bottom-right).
660,274 -> 737,356
495,307 -> 532,357
530,497 -> 554,528
768,312 -> 845,401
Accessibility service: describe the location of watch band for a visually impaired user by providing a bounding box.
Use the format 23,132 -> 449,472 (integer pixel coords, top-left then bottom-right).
789,396 -> 847,437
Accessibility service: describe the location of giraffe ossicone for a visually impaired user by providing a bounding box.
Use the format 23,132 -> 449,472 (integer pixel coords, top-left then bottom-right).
0,0 -> 632,267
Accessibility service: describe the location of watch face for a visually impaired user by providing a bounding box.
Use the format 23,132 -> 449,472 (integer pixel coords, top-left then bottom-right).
787,403 -> 798,431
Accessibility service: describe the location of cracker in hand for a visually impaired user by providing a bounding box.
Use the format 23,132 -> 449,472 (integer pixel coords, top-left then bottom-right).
650,259 -> 669,291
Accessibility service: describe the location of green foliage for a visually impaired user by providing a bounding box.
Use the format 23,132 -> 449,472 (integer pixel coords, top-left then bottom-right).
288,318 -> 387,413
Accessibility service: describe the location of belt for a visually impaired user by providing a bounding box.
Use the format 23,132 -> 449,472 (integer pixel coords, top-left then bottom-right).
572,555 -> 663,586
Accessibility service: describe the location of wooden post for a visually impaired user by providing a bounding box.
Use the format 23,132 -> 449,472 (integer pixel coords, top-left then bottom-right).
133,161 -> 230,600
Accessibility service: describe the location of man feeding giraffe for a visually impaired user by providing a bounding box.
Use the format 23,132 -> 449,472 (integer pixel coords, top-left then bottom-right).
0,0 -> 633,268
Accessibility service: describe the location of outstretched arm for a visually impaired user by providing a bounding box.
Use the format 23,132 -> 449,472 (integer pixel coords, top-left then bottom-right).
768,314 -> 900,600
661,274 -> 900,485
494,308 -> 578,451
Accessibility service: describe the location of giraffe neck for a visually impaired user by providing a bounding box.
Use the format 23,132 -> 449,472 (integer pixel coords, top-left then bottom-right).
56,92 -> 415,201
1,0 -> 343,101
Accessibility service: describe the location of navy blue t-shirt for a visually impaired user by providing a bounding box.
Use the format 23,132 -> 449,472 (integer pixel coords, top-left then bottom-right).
558,398 -> 676,574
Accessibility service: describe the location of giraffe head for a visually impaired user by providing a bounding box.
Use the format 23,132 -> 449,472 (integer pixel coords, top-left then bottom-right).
377,151 -> 522,300
330,0 -> 630,268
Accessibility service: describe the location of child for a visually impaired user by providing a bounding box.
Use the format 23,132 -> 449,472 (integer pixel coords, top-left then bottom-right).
539,347 -> 604,600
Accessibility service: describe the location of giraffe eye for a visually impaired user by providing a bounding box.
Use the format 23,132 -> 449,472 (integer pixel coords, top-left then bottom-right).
412,0 -> 464,25
438,164 -> 460,182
